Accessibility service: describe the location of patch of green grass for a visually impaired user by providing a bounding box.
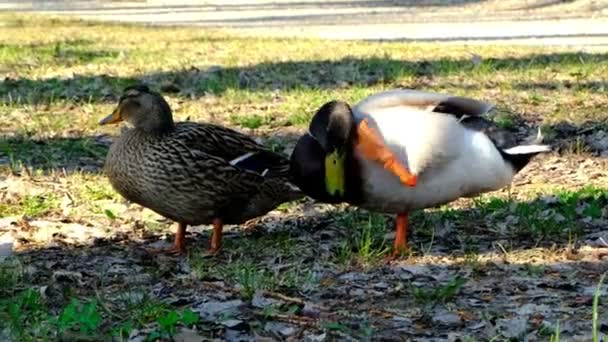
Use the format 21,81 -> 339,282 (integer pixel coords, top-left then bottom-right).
118,293 -> 198,340
261,136 -> 287,153
410,277 -> 467,307
231,263 -> 268,299
0,258 -> 23,297
189,252 -> 317,298
57,298 -> 102,336
22,194 -> 59,217
549,321 -> 560,342
147,308 -> 199,341
564,136 -> 592,155
230,114 -> 270,129
0,39 -> 118,68
493,112 -> 517,130
0,136 -> 108,172
218,260 -> 315,299
323,319 -> 375,340
521,263 -> 546,277
0,288 -> 56,340
1,288 -> 131,341
128,295 -> 170,326
472,187 -> 608,239
0,193 -> 59,218
334,211 -> 389,266
463,252 -> 487,276
79,182 -> 117,202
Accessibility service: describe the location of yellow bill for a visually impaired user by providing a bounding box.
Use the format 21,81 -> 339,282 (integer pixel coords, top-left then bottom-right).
324,150 -> 345,197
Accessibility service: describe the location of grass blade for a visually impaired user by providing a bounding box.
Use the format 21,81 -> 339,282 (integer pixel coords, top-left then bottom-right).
593,272 -> 607,342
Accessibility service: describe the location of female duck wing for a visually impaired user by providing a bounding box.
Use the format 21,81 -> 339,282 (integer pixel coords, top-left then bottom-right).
353,89 -> 494,118
175,122 -> 291,177
164,143 -> 268,197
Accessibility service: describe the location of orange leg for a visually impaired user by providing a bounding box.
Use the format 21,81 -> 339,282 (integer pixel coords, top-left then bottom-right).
209,218 -> 223,254
393,213 -> 409,257
355,119 -> 417,187
148,222 -> 187,256
173,222 -> 187,254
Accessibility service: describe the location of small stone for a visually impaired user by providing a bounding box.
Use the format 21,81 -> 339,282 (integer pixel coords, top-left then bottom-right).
497,316 -> 528,338
586,131 -> 608,152
221,319 -> 243,328
338,272 -> 367,281
123,291 -> 145,304
52,270 -> 83,284
432,309 -> 462,327
391,315 -> 412,327
196,299 -> 243,321
392,265 -> 432,278
225,329 -> 248,342
304,333 -> 327,342
173,327 -> 202,342
252,291 -> 280,309
264,322 -> 296,337
302,302 -> 320,318
570,334 -> 595,342
349,288 -> 365,296
373,282 -> 389,289
0,242 -> 13,261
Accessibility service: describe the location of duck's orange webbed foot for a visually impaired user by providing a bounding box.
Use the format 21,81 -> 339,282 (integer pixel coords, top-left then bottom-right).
354,119 -> 417,187
147,222 -> 187,256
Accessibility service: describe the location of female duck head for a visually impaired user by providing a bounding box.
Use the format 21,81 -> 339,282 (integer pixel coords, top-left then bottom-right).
99,84 -> 174,133
290,100 -> 355,202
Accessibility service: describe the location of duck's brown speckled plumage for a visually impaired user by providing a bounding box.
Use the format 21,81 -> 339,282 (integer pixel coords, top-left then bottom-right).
101,85 -> 301,254
105,122 -> 300,225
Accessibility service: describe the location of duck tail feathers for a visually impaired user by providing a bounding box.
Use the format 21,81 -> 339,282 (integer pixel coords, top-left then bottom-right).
503,144 -> 551,155
500,144 -> 551,173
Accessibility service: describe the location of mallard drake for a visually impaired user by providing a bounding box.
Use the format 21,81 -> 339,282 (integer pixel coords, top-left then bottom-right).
99,85 -> 302,255
290,89 -> 551,256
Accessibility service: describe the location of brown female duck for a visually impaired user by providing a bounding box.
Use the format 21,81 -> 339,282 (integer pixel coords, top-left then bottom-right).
99,85 -> 302,255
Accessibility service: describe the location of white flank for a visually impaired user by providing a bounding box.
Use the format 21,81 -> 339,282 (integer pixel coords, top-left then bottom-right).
261,168 -> 269,177
503,144 -> 551,155
229,152 -> 255,165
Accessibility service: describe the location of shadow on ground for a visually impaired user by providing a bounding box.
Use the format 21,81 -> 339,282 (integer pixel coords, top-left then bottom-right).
0,131 -> 304,175
3,52 -> 608,104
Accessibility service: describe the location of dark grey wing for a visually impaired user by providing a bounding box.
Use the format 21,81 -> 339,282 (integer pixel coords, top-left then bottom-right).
159,143 -> 267,204
353,89 -> 494,118
173,122 -> 291,177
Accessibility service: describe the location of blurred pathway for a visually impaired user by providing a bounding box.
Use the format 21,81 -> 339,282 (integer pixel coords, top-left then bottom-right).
2,0 -> 608,48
